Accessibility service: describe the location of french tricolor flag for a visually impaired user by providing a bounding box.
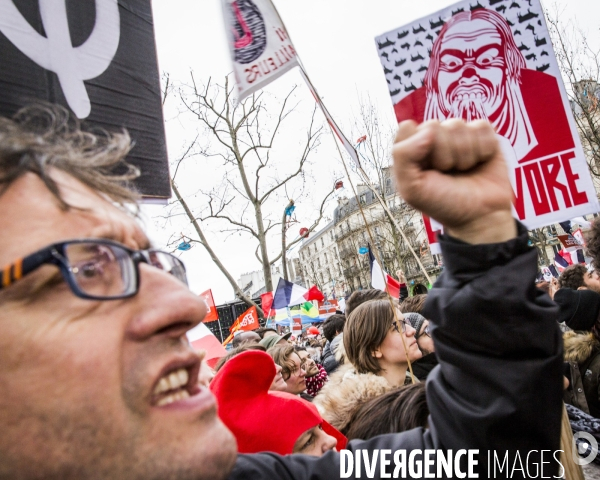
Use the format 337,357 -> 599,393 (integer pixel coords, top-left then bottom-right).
554,249 -> 585,272
187,323 -> 227,369
272,278 -> 324,309
369,246 -> 400,299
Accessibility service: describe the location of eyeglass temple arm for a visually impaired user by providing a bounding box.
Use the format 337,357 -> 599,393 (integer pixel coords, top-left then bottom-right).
1,248 -> 56,290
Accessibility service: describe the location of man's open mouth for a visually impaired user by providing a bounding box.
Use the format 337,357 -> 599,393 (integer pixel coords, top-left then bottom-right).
152,362 -> 200,407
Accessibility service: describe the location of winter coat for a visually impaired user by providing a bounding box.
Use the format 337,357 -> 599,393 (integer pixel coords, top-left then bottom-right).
322,334 -> 342,374
227,223 -> 563,479
563,330 -> 600,418
411,352 -> 438,381
312,364 -> 395,433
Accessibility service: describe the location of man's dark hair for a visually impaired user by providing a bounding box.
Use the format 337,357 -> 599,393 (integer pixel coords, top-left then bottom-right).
558,264 -> 588,290
0,104 -> 139,209
322,314 -> 346,342
587,219 -> 600,270
399,294 -> 428,315
255,327 -> 278,339
345,289 -> 387,317
345,383 -> 429,440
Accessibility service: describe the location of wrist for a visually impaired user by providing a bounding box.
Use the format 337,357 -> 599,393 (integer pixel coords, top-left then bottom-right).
445,210 -> 516,245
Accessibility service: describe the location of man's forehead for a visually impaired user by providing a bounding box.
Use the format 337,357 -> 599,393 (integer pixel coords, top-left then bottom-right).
442,19 -> 502,49
0,171 -> 148,264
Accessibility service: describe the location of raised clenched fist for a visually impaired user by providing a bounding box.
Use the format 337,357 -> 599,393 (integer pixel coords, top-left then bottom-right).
392,119 -> 517,245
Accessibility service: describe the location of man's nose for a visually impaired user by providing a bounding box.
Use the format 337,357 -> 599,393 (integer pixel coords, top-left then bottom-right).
459,67 -> 480,85
125,263 -> 207,340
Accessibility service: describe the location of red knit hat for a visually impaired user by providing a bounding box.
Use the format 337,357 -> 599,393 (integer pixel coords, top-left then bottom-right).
210,350 -> 346,454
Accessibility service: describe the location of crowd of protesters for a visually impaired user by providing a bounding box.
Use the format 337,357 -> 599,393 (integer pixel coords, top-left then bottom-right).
0,105 -> 584,479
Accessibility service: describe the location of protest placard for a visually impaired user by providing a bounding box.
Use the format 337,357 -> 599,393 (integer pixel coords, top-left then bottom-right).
375,0 -> 599,232
222,0 -> 298,100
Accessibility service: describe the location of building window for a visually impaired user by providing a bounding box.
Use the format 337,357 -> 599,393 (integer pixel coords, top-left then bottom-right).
321,238 -> 324,248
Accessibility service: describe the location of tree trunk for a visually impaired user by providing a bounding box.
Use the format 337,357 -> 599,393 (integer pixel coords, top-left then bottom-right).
172,181 -> 264,316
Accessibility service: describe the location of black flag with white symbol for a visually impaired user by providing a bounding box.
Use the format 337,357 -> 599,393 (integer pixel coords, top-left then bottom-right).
0,0 -> 170,198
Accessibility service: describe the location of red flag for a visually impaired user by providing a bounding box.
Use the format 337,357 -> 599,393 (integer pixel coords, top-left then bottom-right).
223,306 -> 259,346
260,292 -> 274,317
199,289 -> 219,322
304,285 -> 324,302
230,306 -> 259,334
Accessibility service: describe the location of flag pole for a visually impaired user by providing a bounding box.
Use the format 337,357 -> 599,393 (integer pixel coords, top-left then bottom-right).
265,308 -> 273,328
216,318 -> 224,343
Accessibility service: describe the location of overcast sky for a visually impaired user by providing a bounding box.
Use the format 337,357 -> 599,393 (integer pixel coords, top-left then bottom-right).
146,0 -> 600,304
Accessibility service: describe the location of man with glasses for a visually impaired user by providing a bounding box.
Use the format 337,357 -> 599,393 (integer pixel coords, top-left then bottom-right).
0,106 -> 236,480
1,105 -> 563,479
404,312 -> 437,381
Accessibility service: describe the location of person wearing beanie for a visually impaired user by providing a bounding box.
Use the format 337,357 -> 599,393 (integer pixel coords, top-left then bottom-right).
554,288 -> 600,331
210,350 -> 346,456
404,312 -> 438,381
258,333 -> 290,350
557,288 -> 600,417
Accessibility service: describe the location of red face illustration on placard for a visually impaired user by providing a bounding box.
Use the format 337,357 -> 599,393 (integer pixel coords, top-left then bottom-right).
436,20 -> 506,121
424,9 -> 537,160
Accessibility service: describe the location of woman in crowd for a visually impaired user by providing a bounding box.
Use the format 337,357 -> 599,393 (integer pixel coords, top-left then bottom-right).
210,350 -> 346,456
313,298 -> 422,432
268,344 -> 308,395
345,383 -> 429,441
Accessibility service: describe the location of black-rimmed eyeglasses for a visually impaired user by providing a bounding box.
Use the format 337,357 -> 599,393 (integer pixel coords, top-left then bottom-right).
1,239 -> 187,300
415,325 -> 431,340
391,318 -> 413,334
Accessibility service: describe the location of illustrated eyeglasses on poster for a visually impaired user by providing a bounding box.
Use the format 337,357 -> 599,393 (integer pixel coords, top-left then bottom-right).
375,0 -> 599,232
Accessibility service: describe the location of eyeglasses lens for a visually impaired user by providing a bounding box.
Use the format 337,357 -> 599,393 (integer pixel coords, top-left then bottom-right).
145,250 -> 188,286
65,242 -> 136,298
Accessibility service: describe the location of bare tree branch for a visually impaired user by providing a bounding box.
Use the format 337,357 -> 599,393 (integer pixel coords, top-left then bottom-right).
171,180 -> 263,315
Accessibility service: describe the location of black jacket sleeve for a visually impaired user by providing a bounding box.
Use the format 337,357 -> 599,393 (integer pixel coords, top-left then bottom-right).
227,222 -> 563,480
399,283 -> 409,303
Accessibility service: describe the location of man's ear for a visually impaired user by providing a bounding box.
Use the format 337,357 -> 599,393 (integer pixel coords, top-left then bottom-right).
371,349 -> 383,359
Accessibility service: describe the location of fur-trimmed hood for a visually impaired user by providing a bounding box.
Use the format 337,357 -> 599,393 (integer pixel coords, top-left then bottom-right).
312,363 -> 393,433
334,336 -> 346,364
563,331 -> 600,364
